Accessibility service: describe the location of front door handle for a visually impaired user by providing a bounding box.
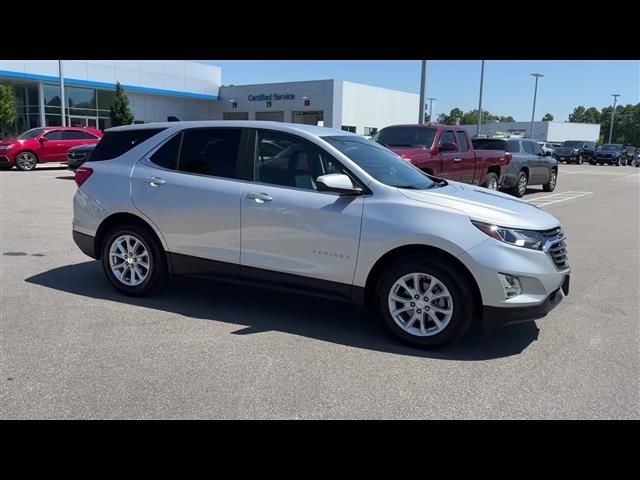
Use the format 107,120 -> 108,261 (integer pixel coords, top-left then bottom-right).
145,176 -> 166,187
453,157 -> 463,163
247,192 -> 272,203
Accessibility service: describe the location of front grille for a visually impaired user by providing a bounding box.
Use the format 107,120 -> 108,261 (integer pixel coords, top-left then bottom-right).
542,227 -> 569,270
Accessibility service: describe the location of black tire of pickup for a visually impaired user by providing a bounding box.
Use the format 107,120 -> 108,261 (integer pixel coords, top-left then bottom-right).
483,172 -> 499,190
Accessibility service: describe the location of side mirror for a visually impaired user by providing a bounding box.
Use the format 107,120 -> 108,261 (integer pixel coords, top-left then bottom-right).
316,174 -> 363,195
439,142 -> 458,152
39,136 -> 47,143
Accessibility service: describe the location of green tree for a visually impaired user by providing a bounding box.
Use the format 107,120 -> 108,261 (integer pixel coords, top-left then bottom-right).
542,113 -> 554,121
498,115 -> 515,123
110,82 -> 134,127
437,108 -> 464,125
0,84 -> 16,137
583,107 -> 601,124
568,106 -> 586,122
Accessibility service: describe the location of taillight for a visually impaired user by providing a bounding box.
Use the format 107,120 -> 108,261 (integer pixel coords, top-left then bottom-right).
75,167 -> 93,187
505,153 -> 512,166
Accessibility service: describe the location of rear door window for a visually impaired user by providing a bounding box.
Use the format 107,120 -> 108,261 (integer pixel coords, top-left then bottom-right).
90,128 -> 166,161
177,128 -> 242,179
61,130 -> 89,140
506,140 -> 521,153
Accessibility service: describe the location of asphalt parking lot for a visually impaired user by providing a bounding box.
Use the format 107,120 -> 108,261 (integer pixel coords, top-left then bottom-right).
1,163 -> 638,419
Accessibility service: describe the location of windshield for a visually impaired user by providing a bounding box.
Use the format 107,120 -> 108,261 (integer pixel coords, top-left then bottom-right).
323,135 -> 438,190
17,128 -> 46,140
562,141 -> 584,148
373,127 -> 437,148
600,144 -> 620,151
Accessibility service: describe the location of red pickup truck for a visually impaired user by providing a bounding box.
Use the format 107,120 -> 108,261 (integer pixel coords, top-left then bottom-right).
372,124 -> 509,190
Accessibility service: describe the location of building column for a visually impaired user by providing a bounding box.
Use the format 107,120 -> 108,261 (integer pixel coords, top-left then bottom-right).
38,81 -> 46,127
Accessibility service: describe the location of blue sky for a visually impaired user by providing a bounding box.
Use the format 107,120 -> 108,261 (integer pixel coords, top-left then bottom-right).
198,60 -> 639,122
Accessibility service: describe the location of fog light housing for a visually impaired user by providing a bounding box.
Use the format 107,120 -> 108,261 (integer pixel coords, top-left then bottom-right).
498,273 -> 522,299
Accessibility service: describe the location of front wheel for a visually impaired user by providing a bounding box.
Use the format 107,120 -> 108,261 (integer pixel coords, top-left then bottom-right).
543,169 -> 557,192
15,152 -> 38,171
484,172 -> 499,191
577,155 -> 583,165
376,256 -> 474,348
101,224 -> 166,296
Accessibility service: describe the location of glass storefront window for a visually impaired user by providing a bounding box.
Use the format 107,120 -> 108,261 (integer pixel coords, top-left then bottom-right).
97,90 -> 115,110
66,86 -> 96,109
44,84 -> 61,108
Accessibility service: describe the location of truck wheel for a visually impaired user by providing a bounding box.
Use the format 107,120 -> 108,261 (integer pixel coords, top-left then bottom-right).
101,224 -> 167,296
484,172 -> 499,191
375,255 -> 474,348
543,169 -> 557,192
510,171 -> 528,197
578,155 -> 583,165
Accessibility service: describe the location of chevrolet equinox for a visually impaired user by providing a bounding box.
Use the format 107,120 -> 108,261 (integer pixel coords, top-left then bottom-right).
72,121 -> 570,347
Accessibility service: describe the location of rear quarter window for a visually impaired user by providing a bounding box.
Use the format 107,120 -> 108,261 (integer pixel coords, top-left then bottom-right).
89,128 -> 166,162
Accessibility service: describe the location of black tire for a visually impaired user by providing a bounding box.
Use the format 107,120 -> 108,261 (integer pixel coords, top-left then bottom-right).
577,155 -> 583,165
376,255 -> 474,348
0,165 -> 13,170
101,224 -> 166,296
14,151 -> 38,171
615,157 -> 620,166
543,169 -> 557,192
483,172 -> 499,191
509,171 -> 528,198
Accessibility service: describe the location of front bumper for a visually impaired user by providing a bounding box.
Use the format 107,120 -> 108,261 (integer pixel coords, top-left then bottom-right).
483,281 -> 567,330
0,154 -> 14,166
457,236 -> 570,327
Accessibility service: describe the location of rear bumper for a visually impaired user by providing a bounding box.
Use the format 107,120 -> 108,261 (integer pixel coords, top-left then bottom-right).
483,286 -> 565,330
73,230 -> 97,259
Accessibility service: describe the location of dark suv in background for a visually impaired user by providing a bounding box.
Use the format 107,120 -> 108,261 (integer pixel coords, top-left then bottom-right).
554,140 -> 597,165
593,144 -> 628,166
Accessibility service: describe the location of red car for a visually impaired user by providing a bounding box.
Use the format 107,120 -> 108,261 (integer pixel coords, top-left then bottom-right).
0,126 -> 103,171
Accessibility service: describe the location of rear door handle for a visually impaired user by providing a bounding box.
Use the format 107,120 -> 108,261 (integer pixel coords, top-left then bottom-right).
145,176 -> 166,187
453,157 -> 463,163
247,192 -> 272,203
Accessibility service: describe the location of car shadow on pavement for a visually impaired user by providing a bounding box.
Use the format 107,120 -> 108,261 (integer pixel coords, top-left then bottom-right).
25,261 -> 540,361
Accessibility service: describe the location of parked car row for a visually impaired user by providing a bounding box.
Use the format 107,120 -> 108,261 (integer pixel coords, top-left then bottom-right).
551,139 -> 638,167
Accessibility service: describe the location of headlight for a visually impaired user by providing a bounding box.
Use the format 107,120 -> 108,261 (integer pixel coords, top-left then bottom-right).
0,144 -> 15,150
472,220 -> 545,250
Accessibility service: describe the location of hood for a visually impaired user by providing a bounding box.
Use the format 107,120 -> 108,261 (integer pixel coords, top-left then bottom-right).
0,138 -> 21,147
399,181 -> 560,230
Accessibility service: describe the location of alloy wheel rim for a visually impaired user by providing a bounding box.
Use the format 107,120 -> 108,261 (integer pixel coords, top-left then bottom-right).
550,172 -> 557,189
518,175 -> 527,194
388,272 -> 453,337
17,153 -> 36,170
109,235 -> 150,286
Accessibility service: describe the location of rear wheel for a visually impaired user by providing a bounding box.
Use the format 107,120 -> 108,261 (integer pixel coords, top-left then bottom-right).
484,172 -> 499,191
15,152 -> 38,171
376,255 -> 474,348
510,171 -> 528,197
543,169 -> 557,192
101,224 -> 166,296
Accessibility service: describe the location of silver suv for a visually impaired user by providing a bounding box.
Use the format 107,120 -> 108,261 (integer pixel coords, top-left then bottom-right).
72,121 -> 570,348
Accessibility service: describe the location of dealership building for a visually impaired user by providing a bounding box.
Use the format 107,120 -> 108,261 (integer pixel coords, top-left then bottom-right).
460,120 -> 602,143
0,60 -> 419,136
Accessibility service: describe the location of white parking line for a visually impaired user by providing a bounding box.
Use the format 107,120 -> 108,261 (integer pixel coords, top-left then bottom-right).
526,191 -> 593,207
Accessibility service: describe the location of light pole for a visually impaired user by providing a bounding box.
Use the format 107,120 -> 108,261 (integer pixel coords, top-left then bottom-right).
419,60 -> 428,124
59,60 -> 66,127
477,60 -> 485,136
427,97 -> 436,123
608,94 -> 620,143
529,73 -> 543,138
